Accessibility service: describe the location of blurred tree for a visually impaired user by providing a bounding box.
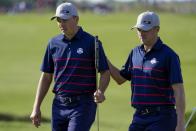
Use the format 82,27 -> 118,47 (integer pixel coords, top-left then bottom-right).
0,0 -> 12,7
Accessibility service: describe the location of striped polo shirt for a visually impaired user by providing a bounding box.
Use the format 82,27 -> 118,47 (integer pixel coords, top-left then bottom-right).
120,38 -> 183,108
41,27 -> 108,96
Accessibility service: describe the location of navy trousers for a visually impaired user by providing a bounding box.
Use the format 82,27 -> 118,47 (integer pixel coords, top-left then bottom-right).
52,95 -> 97,131
129,108 -> 177,131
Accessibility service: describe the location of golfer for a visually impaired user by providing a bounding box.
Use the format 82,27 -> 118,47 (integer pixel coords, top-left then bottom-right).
30,2 -> 110,131
107,11 -> 185,131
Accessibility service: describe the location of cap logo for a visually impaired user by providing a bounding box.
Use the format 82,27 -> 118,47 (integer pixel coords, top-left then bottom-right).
61,10 -> 70,15
143,20 -> 151,24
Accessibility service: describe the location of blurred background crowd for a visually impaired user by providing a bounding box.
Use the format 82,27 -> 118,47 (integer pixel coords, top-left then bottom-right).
0,0 -> 196,15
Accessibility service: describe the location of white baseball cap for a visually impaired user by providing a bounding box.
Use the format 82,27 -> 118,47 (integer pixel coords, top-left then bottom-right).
51,2 -> 78,20
132,11 -> 160,31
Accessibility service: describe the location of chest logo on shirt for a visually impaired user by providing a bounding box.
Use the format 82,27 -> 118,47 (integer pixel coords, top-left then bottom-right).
150,58 -> 158,64
77,48 -> 84,54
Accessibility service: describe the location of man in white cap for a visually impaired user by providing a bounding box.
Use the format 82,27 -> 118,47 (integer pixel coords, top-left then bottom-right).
30,2 -> 110,131
107,11 -> 185,131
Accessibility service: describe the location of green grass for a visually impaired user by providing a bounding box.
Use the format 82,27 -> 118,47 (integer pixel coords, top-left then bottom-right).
0,11 -> 196,131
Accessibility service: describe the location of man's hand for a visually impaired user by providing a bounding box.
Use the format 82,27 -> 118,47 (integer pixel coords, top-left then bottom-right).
30,109 -> 41,128
94,89 -> 105,103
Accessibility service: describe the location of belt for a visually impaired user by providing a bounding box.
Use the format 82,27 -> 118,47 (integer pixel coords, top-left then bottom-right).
136,106 -> 175,115
55,94 -> 93,105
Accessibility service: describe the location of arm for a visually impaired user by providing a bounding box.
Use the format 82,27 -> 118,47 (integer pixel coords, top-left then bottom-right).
172,83 -> 186,131
94,70 -> 110,103
107,59 -> 127,85
30,72 -> 53,128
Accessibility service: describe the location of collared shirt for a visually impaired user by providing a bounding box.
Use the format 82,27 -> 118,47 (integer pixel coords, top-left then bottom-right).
120,38 -> 183,108
41,27 -> 108,96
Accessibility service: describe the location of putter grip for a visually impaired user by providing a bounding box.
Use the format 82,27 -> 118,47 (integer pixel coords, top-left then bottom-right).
95,36 -> 99,69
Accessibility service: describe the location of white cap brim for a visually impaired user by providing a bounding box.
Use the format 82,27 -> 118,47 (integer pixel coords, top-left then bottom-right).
131,24 -> 153,31
50,15 -> 72,21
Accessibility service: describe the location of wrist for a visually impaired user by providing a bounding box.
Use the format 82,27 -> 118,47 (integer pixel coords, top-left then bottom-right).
97,88 -> 104,94
33,105 -> 40,111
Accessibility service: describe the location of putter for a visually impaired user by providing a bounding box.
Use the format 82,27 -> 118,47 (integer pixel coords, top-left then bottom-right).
185,107 -> 196,128
95,35 -> 100,131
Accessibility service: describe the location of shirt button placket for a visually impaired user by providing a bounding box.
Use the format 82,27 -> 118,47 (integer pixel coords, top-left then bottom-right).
142,56 -> 146,70
68,42 -> 71,50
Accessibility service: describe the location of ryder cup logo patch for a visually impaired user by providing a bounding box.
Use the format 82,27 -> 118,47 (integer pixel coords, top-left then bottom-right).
150,58 -> 158,64
61,10 -> 70,15
77,48 -> 83,54
143,20 -> 151,25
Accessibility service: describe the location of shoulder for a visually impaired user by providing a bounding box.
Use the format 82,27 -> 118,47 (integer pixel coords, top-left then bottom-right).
131,44 -> 142,53
161,43 -> 179,57
48,34 -> 64,45
44,34 -> 64,50
134,45 -> 141,50
80,29 -> 95,42
49,34 -> 65,47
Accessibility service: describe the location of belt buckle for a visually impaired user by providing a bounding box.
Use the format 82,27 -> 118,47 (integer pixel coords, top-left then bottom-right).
67,97 -> 73,103
59,96 -> 73,104
141,108 -> 150,115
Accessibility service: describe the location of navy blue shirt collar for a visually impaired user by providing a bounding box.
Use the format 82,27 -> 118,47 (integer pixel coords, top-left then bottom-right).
140,37 -> 163,52
62,27 -> 83,41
